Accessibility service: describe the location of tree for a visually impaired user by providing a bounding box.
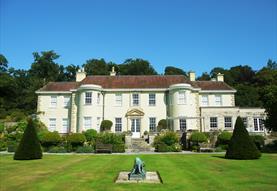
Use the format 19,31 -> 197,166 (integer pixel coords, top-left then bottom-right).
0,54 -> 8,73
157,119 -> 167,132
118,59 -> 157,75
14,118 -> 43,160
164,66 -> 187,76
235,84 -> 262,107
83,58 -> 110,75
225,117 -> 261,159
29,51 -> 60,84
197,72 -> 211,81
64,64 -> 80,81
100,120 -> 113,132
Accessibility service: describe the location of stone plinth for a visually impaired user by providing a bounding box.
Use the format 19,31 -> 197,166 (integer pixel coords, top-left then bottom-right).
115,171 -> 162,184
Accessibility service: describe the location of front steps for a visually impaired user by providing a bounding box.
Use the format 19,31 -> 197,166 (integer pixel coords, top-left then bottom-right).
126,138 -> 154,152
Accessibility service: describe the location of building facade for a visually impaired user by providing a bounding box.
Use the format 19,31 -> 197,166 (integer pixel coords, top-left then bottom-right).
36,69 -> 266,138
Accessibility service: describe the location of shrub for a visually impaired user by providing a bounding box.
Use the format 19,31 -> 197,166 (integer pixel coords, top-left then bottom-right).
225,117 -> 261,160
100,120 -> 113,132
67,133 -> 86,148
48,146 -> 67,153
112,144 -> 125,153
39,131 -> 62,148
83,129 -> 97,142
14,118 -> 43,160
190,132 -> 208,144
250,135 -> 265,150
0,122 -> 4,133
216,131 -> 232,146
153,131 -> 180,152
96,132 -> 124,145
7,141 -> 17,152
0,138 -> 7,151
262,140 -> 277,153
76,146 -> 94,153
157,119 -> 167,132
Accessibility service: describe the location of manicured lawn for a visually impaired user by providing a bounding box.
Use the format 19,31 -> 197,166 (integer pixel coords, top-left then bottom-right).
0,153 -> 276,191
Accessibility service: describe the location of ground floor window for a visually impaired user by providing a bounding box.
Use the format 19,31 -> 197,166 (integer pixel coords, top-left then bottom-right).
179,119 -> 186,131
49,118 -> 56,132
224,117 -> 232,129
254,118 -> 264,131
115,118 -> 122,132
149,117 -> 156,132
84,117 -> 92,130
242,117 -> 248,128
210,117 -> 218,129
62,118 -> 69,133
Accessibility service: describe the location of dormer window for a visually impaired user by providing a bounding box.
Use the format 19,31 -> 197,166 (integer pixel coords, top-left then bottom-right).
132,93 -> 139,106
85,92 -> 92,105
178,91 -> 186,104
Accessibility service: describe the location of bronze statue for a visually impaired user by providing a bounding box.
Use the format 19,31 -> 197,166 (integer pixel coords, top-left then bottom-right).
128,157 -> 146,180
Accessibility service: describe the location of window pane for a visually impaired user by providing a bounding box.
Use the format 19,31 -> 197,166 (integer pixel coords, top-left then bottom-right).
84,117 -> 92,130
202,95 -> 208,106
49,118 -> 56,132
259,118 -> 264,131
224,117 -> 232,128
149,94 -> 156,106
179,119 -> 186,131
132,93 -> 139,106
254,118 -> 259,131
242,117 -> 247,128
51,96 -> 57,107
85,92 -> 92,104
215,95 -> 222,106
149,117 -> 156,132
210,117 -> 218,128
62,118 -> 68,133
115,118 -> 122,132
178,91 -> 186,104
115,94 -> 122,106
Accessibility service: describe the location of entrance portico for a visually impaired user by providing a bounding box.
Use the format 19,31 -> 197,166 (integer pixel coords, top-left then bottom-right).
126,108 -> 144,138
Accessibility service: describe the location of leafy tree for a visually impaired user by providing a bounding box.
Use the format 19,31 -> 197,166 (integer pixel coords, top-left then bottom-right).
64,64 -> 80,81
100,120 -> 113,132
119,58 -> 157,75
164,66 -> 187,76
225,117 -> 261,159
197,72 -> 211,81
29,51 -> 60,84
235,84 -> 262,107
83,58 -> 109,75
157,119 -> 167,132
14,118 -> 43,160
0,54 -> 8,73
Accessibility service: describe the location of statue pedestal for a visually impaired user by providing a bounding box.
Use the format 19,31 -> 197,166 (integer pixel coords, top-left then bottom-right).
115,171 -> 162,184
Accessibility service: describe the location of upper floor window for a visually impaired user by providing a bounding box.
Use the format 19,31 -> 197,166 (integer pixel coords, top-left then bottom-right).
115,93 -> 122,106
178,91 -> 186,104
85,92 -> 92,105
202,95 -> 209,106
115,118 -> 122,132
132,93 -> 139,106
179,119 -> 186,131
215,95 -> 222,106
210,117 -> 218,128
149,117 -> 156,132
224,117 -> 232,129
97,93 -> 101,104
63,96 -> 70,107
84,117 -> 92,130
149,93 -> 156,106
49,118 -> 56,132
242,117 -> 248,128
50,96 -> 57,107
62,118 -> 69,133
254,118 -> 264,132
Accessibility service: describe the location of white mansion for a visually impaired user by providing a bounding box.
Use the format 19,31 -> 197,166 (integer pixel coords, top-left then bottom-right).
36,69 -> 266,138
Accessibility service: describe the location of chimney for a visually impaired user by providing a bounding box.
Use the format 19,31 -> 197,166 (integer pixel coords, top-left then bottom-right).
76,68 -> 86,82
110,66 -> 116,76
216,73 -> 224,82
188,71 -> 195,81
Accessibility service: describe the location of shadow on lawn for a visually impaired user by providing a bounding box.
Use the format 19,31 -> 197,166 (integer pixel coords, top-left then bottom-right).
211,155 -> 226,159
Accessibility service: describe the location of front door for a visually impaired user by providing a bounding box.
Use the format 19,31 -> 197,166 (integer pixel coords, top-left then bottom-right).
131,118 -> 141,138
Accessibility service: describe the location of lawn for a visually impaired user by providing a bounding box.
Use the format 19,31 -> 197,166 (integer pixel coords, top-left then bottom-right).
0,153 -> 276,191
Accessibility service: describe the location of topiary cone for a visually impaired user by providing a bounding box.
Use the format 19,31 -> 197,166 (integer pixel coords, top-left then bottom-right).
225,117 -> 261,160
14,118 -> 43,160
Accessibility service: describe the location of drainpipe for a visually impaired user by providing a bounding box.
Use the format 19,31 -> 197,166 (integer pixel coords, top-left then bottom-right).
101,91 -> 105,120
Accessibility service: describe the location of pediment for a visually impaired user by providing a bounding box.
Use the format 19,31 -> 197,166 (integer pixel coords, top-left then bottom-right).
126,108 -> 145,117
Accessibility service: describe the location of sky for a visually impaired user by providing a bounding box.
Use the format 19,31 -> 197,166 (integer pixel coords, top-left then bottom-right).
0,0 -> 276,76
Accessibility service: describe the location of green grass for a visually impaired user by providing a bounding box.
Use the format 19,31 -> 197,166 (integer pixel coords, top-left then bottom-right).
0,154 -> 277,191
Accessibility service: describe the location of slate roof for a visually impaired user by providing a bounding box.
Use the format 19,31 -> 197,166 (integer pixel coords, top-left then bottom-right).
37,75 -> 235,91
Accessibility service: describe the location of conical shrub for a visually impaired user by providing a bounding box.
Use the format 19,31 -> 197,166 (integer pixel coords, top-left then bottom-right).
225,117 -> 261,159
14,118 -> 43,160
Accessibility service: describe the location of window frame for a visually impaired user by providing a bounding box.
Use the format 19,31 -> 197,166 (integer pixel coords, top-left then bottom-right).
242,117 -> 248,128
50,96 -> 57,108
132,93 -> 140,106
179,119 -> 187,131
254,118 -> 264,132
85,92 -> 92,105
178,91 -> 186,104
49,118 -> 56,132
215,95 -> 222,106
83,117 -> 92,130
210,117 -> 218,129
201,95 -> 209,106
149,117 -> 156,132
115,118 -> 122,132
148,93 -> 156,106
62,118 -> 69,133
115,93 -> 122,106
224,117 -> 232,129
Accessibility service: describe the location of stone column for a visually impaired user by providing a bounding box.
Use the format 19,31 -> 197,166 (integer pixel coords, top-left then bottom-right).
70,92 -> 78,133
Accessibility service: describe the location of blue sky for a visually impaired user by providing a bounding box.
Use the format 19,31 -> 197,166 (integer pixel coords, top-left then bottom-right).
0,0 -> 276,76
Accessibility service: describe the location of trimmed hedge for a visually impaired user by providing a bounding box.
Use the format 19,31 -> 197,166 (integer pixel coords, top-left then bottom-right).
67,133 -> 86,148
76,146 -> 94,153
83,129 -> 97,142
112,144 -> 125,153
48,146 -> 67,153
39,131 -> 62,149
157,119 -> 167,132
216,131 -> 232,149
190,132 -> 207,144
225,117 -> 261,160
100,120 -> 113,132
14,119 -> 42,160
153,131 -> 181,152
